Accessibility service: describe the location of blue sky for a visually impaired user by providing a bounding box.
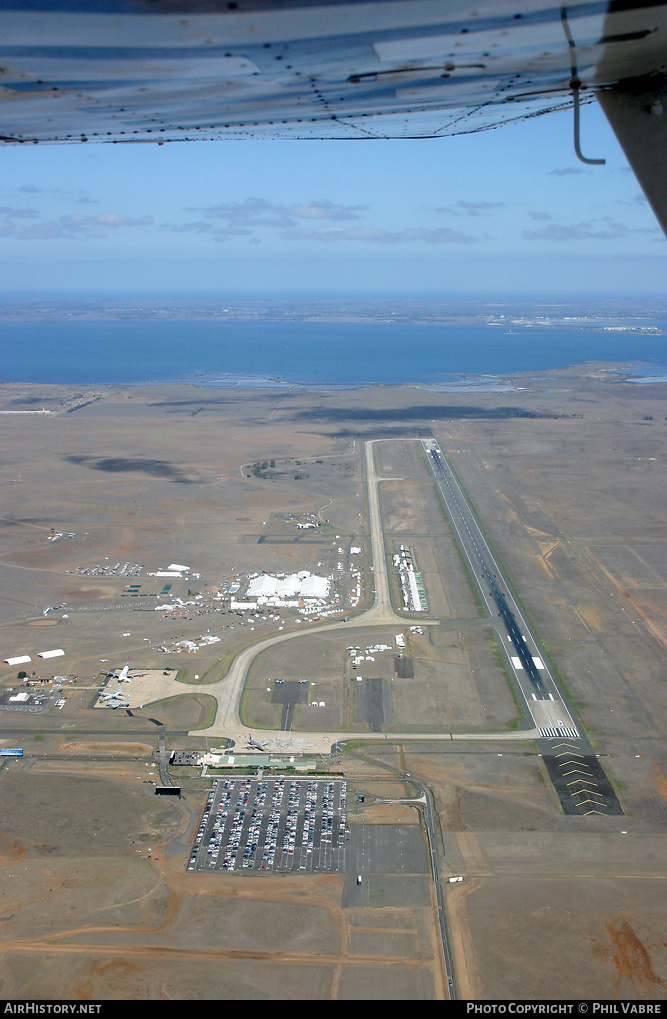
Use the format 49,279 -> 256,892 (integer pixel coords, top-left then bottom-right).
0,98 -> 664,297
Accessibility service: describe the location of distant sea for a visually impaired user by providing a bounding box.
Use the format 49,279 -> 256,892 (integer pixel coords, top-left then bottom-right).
1,321 -> 665,387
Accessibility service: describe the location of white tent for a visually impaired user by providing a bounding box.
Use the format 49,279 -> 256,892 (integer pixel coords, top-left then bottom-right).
301,575 -> 329,598
246,571 -> 330,601
276,574 -> 300,597
247,575 -> 277,598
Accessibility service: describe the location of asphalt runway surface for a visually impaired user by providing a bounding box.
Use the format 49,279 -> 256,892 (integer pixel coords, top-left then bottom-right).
271,680 -> 309,731
356,677 -> 392,732
345,823 -> 428,875
540,742 -> 624,815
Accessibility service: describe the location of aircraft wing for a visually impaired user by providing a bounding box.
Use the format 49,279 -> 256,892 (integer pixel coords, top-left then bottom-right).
1,1 -> 666,229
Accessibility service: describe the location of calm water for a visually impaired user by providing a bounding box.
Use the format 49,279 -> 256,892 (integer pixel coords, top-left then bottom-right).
1,320 -> 665,386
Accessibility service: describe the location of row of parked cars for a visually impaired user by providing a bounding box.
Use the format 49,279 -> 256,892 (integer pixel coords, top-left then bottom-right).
188,787 -> 217,870
262,780 -> 287,869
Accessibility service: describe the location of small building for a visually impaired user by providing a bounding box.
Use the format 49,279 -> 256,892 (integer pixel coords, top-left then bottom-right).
202,753 -> 316,773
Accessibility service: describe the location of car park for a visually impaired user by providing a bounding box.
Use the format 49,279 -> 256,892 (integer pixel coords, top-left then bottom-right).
190,777 -> 347,874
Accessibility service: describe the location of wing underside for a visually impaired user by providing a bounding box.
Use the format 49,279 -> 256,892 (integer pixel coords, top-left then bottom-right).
0,2 -> 664,141
1,1 -> 666,228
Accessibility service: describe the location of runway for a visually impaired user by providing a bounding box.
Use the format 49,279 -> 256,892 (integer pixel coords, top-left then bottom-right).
420,438 -> 622,816
421,439 -> 577,735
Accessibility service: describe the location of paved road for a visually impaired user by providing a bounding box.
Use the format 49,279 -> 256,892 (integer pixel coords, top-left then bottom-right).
352,777 -> 456,999
408,776 -> 457,1000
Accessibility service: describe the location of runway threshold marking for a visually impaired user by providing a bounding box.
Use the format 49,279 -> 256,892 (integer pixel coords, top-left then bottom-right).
539,726 -> 579,738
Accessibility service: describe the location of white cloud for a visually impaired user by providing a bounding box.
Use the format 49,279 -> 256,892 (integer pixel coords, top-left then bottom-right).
282,225 -> 475,244
286,199 -> 365,221
0,206 -> 40,219
189,197 -> 365,228
522,218 -> 652,241
0,211 -> 154,240
617,193 -> 648,207
66,213 -> 154,229
437,200 -> 505,218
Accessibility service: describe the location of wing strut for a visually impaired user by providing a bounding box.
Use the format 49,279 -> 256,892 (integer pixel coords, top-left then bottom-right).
572,82 -> 606,165
562,6 -> 606,165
